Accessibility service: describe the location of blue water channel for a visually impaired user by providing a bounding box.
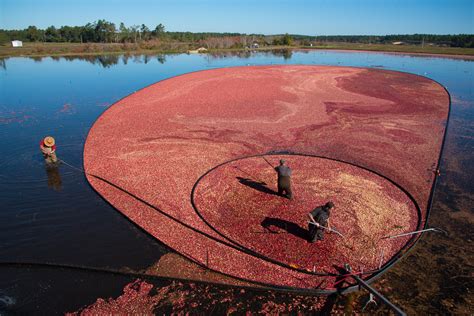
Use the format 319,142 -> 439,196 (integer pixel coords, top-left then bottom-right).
0,50 -> 472,314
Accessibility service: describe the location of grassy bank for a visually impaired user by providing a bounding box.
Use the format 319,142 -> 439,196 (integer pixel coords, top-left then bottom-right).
1,41 -> 473,58
0,41 -> 191,58
305,41 -> 474,57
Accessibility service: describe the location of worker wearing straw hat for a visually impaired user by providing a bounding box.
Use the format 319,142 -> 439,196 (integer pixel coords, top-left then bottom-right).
40,136 -> 58,163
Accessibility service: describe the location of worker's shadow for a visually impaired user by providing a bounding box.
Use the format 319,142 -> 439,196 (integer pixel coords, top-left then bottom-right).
261,217 -> 308,240
236,177 -> 278,196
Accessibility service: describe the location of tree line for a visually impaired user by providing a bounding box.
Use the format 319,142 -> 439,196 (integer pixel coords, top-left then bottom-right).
0,20 -> 248,44
304,34 -> 474,48
0,20 -> 167,43
0,20 -> 473,48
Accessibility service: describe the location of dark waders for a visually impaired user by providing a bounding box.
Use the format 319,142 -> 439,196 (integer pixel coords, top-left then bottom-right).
308,222 -> 324,242
278,175 -> 292,199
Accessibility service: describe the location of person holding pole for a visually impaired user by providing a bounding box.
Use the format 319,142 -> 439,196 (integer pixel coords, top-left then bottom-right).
274,159 -> 292,199
308,201 -> 334,242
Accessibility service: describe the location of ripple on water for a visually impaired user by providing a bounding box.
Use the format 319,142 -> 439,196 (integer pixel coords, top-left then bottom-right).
0,143 -> 83,186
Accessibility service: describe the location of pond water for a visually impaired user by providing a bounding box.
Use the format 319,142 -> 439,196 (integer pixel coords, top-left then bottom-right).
0,50 -> 472,314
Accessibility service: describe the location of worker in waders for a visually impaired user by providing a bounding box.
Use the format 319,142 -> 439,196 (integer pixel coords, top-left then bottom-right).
274,159 -> 292,199
40,136 -> 58,163
308,201 -> 334,242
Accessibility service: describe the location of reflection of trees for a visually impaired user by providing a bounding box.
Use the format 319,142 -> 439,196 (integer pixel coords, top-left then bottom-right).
0,58 -> 6,70
27,55 -> 119,67
59,55 -> 120,67
43,53 -> 168,67
96,55 -> 120,67
31,56 -> 44,63
131,54 -> 142,64
27,54 -> 145,67
208,51 -> 252,60
207,49 -> 294,61
271,49 -> 293,60
23,49 -> 298,68
156,54 -> 166,64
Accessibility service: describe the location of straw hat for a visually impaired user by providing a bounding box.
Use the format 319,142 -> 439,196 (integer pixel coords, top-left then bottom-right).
43,136 -> 55,147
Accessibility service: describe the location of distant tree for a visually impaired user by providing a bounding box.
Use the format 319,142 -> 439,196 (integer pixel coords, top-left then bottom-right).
58,26 -> 82,42
81,23 -> 96,42
130,25 -> 140,43
140,24 -> 150,40
0,32 -> 10,44
104,21 -> 117,43
281,33 -> 293,46
93,19 -> 116,43
119,22 -> 130,42
58,26 -> 69,42
26,26 -> 42,41
154,23 -> 165,37
45,26 -> 59,42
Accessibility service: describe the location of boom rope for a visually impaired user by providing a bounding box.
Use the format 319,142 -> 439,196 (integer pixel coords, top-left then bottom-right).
55,141 -> 448,293
58,157 -> 392,280
190,152 -> 425,282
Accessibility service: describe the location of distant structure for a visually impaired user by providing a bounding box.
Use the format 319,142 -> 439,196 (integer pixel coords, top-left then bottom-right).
11,40 -> 23,47
392,41 -> 404,45
252,42 -> 259,48
188,47 -> 208,54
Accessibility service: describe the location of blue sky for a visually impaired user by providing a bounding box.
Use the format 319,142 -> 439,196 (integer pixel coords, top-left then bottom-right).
1,0 -> 473,35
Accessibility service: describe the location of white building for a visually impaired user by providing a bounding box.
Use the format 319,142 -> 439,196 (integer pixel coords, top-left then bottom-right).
11,40 -> 23,47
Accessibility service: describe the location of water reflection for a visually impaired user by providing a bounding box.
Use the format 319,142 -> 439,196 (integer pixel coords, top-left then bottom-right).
271,49 -> 293,60
0,50 -> 304,70
44,163 -> 62,191
206,49 -> 294,61
0,53 -> 169,69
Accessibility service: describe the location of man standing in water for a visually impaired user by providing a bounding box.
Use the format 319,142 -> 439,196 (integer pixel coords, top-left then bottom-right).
274,159 -> 292,199
40,136 -> 58,163
308,201 -> 334,242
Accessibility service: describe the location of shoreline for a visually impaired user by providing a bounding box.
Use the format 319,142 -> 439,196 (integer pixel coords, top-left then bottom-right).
295,47 -> 474,60
1,43 -> 473,60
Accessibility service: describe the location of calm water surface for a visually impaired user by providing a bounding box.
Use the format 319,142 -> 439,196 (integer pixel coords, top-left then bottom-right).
0,50 -> 472,314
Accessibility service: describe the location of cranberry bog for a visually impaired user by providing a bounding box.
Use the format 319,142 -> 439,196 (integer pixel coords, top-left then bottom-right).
83,65 -> 449,292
